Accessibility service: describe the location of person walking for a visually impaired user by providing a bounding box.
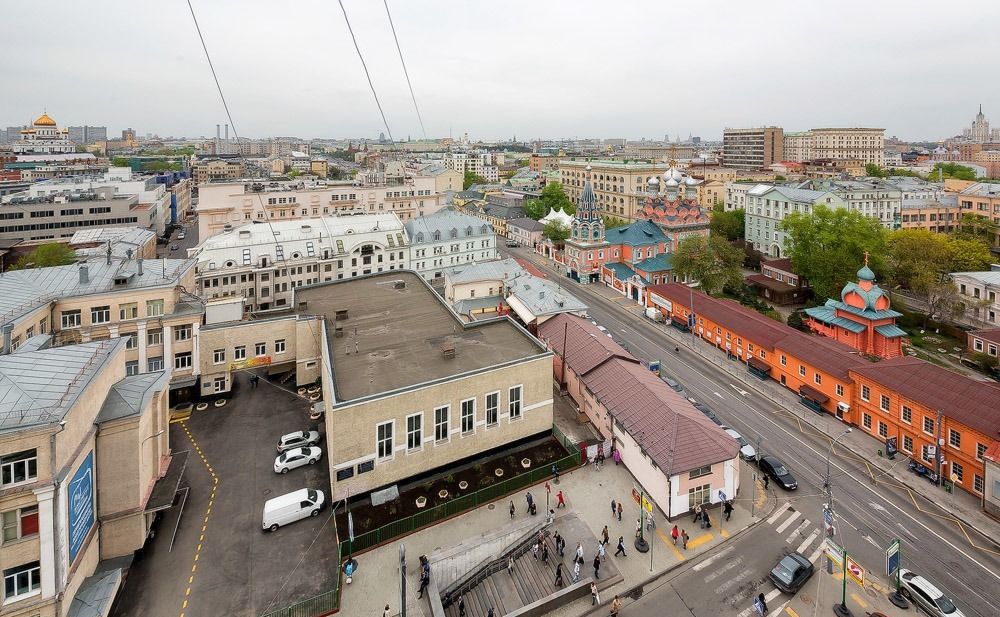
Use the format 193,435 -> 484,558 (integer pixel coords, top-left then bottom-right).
458,595 -> 466,617
572,557 -> 581,583
597,540 -> 606,562
556,490 -> 566,508
541,543 -> 549,563
602,525 -> 610,545
575,542 -> 584,561
635,518 -> 642,538
758,592 -> 768,614
383,604 -> 391,617
417,570 -> 429,599
724,500 -> 734,522
487,608 -> 495,617
681,529 -> 689,550
763,474 -> 769,490
508,555 -> 515,576
554,563 -> 564,587
591,582 -> 599,606
526,492 -> 534,513
509,500 -> 515,519
702,509 -> 711,529
615,536 -> 627,557
611,499 -> 617,518
693,503 -> 702,524
610,595 -> 622,617
617,502 -> 623,522
553,531 -> 564,556
532,542 -> 539,559
593,554 -> 601,579
670,524 -> 679,545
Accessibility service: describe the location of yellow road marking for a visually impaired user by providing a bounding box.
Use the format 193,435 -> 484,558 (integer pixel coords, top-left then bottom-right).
687,532 -> 714,549
177,420 -> 218,617
785,608 -> 800,617
656,528 -> 686,561
850,592 -> 868,608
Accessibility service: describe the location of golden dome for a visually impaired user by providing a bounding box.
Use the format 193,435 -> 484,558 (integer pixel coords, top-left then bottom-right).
34,112 -> 57,127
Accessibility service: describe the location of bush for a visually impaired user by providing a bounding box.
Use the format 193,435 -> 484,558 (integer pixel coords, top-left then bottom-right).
972,352 -> 999,372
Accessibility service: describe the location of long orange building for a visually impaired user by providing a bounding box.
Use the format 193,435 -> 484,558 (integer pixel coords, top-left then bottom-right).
645,282 -> 1000,500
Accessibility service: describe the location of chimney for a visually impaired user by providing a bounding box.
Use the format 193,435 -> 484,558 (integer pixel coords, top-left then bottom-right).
1,324 -> 12,355
79,265 -> 89,284
225,124 -> 229,141
216,124 -> 220,140
137,257 -> 144,276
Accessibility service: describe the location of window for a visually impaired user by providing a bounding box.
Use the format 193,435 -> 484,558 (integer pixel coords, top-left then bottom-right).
255,342 -> 266,357
335,467 -> 354,481
147,357 -> 163,371
275,339 -> 286,354
798,365 -> 806,377
2,505 -> 38,543
974,474 -> 984,494
861,385 -> 870,401
3,561 -> 41,601
779,355 -> 786,366
174,352 -> 192,370
880,394 -> 890,412
376,422 -> 393,460
406,413 -> 423,451
174,325 -> 191,341
878,422 -> 888,438
948,429 -> 961,449
508,385 -> 522,420
147,329 -> 162,346
1,450 -> 37,487
90,305 -> 110,324
862,413 -> 872,430
434,406 -> 450,443
951,461 -> 963,483
234,346 -> 246,360
814,374 -> 822,385
146,299 -> 164,317
687,484 -> 711,509
486,391 -> 499,426
119,302 -> 138,320
689,465 -> 712,479
125,360 -> 139,376
902,435 -> 913,453
357,460 -> 374,474
61,309 -> 81,329
461,398 -> 475,434
923,417 -> 934,435
836,384 -> 844,397
901,405 -> 912,424
213,349 -> 226,364
124,332 -> 138,349
977,443 -> 988,461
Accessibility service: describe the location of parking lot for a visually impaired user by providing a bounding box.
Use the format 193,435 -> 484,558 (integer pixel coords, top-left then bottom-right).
112,372 -> 340,617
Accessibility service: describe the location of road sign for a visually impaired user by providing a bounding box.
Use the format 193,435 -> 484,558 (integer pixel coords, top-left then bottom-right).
846,555 -> 865,586
823,509 -> 834,526
886,539 -> 900,577
823,537 -> 844,567
718,490 -> 728,502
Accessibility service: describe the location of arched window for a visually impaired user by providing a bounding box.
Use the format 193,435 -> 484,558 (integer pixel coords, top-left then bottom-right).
481,224 -> 489,233
416,232 -> 424,242
433,230 -> 441,241
450,228 -> 458,238
465,226 -> 473,236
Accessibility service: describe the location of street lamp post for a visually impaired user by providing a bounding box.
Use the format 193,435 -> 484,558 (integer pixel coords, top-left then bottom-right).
825,428 -> 852,617
634,488 -> 650,553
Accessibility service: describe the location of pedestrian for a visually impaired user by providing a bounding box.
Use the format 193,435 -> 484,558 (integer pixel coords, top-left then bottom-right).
763,474 -> 769,490
417,571 -> 429,599
383,604 -> 391,617
572,557 -> 581,583
682,529 -> 689,550
576,542 -> 584,561
617,502 -> 623,522
602,525 -> 610,545
615,536 -> 627,557
547,508 -> 555,525
553,531 -> 563,556
526,491 -> 534,513
551,463 -> 560,481
488,608 -> 495,617
693,503 -> 702,524
532,542 -> 539,559
702,509 -> 711,529
593,456 -> 600,471
509,500 -> 515,519
591,582 -> 599,606
593,555 -> 601,579
635,518 -> 642,538
508,555 -> 515,576
556,490 -> 566,508
541,543 -> 549,563
670,524 -> 679,545
458,595 -> 465,617
611,499 -> 617,518
554,563 -> 564,587
597,540 -> 606,562
610,595 -> 622,617
724,500 -> 733,522
758,592 -> 768,614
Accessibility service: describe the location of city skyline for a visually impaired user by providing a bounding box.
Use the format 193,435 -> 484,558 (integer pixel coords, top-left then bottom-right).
3,0 -> 1000,142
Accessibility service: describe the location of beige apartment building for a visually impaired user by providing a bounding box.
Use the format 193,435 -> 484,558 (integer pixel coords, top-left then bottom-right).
956,182 -> 1000,249
195,176 -> 443,240
0,255 -> 205,401
191,158 -> 246,185
722,127 -> 784,170
783,128 -> 885,166
1,338 -> 176,617
298,271 -> 554,502
559,159 -> 670,220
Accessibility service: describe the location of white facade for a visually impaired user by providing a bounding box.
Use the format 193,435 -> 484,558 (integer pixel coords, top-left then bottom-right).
405,210 -> 498,280
444,151 -> 500,183
783,128 -> 885,166
952,270 -> 1000,327
723,182 -> 768,212
11,113 -> 76,154
744,185 -> 846,258
192,214 -> 409,311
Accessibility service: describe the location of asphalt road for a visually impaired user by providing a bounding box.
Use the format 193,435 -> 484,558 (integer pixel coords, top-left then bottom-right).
503,247 -> 1000,617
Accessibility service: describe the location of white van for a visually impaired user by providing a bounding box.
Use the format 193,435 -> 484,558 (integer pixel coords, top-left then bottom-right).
262,488 -> 325,532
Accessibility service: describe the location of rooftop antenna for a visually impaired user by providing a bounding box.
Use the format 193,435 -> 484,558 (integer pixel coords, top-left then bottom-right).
106,242 -> 112,265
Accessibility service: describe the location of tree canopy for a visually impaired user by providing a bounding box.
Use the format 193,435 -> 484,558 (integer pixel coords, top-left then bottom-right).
930,162 -> 978,181
885,229 -> 951,289
542,221 -> 570,245
602,215 -> 629,229
780,206 -> 888,299
672,235 -> 744,296
523,182 -> 575,220
463,170 -> 488,190
946,236 -> 994,272
709,207 -> 745,242
953,213 -> 998,244
11,243 -> 77,270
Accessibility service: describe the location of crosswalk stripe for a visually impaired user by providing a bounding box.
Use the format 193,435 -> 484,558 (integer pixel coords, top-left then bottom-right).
808,545 -> 824,563
767,502 -> 792,525
767,601 -> 789,617
693,545 -> 734,572
703,557 -> 743,583
775,510 -> 801,533
785,520 -> 811,543
735,589 -> 786,617
796,530 -> 821,555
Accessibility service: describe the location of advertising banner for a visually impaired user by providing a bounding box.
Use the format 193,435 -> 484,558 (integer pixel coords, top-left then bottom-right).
68,451 -> 95,565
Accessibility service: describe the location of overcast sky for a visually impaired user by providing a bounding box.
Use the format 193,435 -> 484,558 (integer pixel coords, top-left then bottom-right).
4,0 -> 999,142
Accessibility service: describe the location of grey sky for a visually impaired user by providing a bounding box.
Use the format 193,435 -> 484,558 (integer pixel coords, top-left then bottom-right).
3,0 -> 998,142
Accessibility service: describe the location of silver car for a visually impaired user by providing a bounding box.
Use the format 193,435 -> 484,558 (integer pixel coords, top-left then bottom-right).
276,430 -> 321,453
899,569 -> 965,617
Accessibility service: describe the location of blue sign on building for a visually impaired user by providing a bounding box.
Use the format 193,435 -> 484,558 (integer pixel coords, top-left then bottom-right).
68,451 -> 95,564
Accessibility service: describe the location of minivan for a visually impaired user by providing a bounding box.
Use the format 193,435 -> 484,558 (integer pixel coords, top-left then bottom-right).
262,488 -> 325,531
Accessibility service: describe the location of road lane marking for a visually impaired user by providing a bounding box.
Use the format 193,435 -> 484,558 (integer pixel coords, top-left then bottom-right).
785,608 -> 800,617
775,510 -> 801,533
785,519 -> 811,542
808,546 -> 824,563
178,420 -> 218,617
767,502 -> 791,524
702,556 -> 743,582
687,531 -> 714,549
655,528 -> 685,561
796,530 -> 820,554
692,545 -> 734,571
850,592 -> 868,608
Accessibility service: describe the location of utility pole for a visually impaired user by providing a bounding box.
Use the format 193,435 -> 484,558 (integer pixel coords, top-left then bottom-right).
825,429 -> 853,617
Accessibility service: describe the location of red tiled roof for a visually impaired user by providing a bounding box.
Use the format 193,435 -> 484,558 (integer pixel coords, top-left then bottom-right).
776,334 -> 864,381
850,357 -> 1000,439
970,328 -> 1000,345
584,359 -> 739,474
746,273 -> 796,291
762,258 -> 795,273
985,442 -> 1000,463
537,314 -> 634,375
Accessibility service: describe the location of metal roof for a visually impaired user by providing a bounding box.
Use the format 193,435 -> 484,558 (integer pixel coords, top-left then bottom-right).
874,324 -> 908,338
951,270 -> 1000,286
603,263 -> 636,280
604,220 -> 669,246
66,567 -> 122,617
804,306 -> 868,333
634,254 -> 674,273
538,314 -> 633,375
444,257 -> 524,284
506,274 -> 587,318
404,210 -> 492,244
96,370 -> 169,424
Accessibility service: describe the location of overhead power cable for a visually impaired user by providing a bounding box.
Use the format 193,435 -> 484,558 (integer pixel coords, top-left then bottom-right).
383,0 -> 426,140
337,0 -> 395,145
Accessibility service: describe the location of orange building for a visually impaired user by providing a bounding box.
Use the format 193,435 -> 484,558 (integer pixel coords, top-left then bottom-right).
804,259 -> 906,359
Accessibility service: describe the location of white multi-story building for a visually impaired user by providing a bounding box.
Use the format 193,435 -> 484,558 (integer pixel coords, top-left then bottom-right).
196,176 -> 443,240
444,151 -> 500,183
404,210 -> 498,280
795,179 -> 901,228
191,213 -> 408,312
744,185 -> 846,258
723,182 -> 769,212
783,128 -> 885,166
952,268 -> 1000,327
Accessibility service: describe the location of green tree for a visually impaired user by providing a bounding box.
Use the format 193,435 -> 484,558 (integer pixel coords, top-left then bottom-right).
672,235 -> 744,296
886,229 -> 951,289
709,208 -> 745,242
865,163 -> 888,178
953,213 -> 998,244
522,199 -> 547,220
11,243 -> 77,270
780,206 -> 888,299
542,221 -> 570,245
972,352 -> 999,373
463,170 -> 488,189
946,236 -> 994,272
915,276 -> 965,328
537,182 -> 575,215
602,215 -> 629,229
931,162 -> 978,181
111,156 -> 131,167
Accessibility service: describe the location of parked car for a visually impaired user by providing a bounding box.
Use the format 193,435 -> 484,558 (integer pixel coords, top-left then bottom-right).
277,429 -> 321,453
758,455 -> 797,490
262,488 -> 325,532
177,232 -> 186,240
898,569 -> 965,617
768,552 -> 814,593
505,240 -> 518,247
596,325 -> 612,338
724,428 -> 757,460
662,376 -> 685,394
273,446 -> 323,473
169,244 -> 178,251
693,402 -> 723,426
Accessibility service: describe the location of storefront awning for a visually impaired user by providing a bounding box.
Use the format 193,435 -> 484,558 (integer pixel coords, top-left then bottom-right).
145,450 -> 189,512
798,384 -> 829,404
746,356 -> 770,372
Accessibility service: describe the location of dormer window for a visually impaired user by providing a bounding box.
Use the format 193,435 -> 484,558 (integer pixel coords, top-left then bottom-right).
450,228 -> 458,239
433,230 -> 441,241
416,232 -> 424,242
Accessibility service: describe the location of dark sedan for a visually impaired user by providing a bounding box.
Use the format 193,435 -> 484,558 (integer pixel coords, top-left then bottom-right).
769,552 -> 814,593
758,455 -> 798,490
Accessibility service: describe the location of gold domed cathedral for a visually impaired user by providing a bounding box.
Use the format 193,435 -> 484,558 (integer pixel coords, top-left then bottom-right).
804,254 -> 906,359
12,111 -> 76,154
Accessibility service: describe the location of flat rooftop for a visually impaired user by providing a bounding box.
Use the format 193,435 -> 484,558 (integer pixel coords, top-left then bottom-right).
295,271 -> 545,403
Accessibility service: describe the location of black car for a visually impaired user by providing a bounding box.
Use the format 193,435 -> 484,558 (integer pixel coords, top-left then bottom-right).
692,402 -> 723,426
769,552 -> 814,593
758,455 -> 798,490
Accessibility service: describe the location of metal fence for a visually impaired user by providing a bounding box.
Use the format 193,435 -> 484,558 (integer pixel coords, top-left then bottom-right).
260,543 -> 342,617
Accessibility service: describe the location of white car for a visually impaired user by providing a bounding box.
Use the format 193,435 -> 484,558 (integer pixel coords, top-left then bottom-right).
274,446 -> 323,473
596,325 -> 612,337
899,569 -> 965,617
177,232 -> 186,240
724,428 -> 757,460
277,430 -> 321,453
